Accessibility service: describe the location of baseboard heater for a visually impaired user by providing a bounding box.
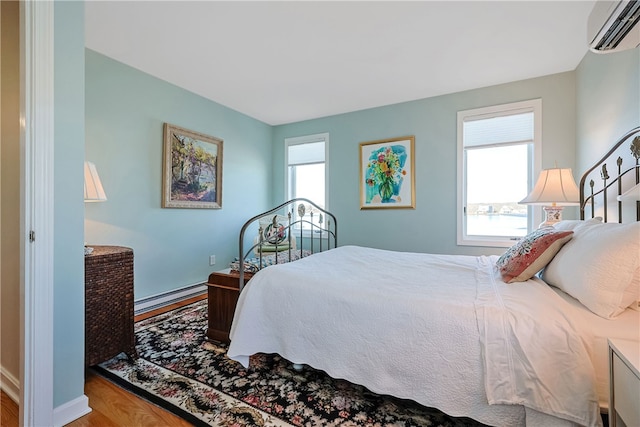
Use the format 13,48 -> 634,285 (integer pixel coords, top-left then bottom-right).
134,282 -> 207,315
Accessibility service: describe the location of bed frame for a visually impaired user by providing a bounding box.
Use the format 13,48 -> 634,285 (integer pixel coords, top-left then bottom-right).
206,198 -> 336,343
580,126 -> 640,223
237,197 -> 337,291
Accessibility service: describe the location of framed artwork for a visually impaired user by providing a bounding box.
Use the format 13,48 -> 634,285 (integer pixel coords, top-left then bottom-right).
359,136 -> 415,209
162,123 -> 223,209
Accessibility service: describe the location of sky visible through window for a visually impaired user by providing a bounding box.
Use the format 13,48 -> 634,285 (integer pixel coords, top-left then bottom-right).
467,144 -> 528,203
293,163 -> 325,205
466,144 -> 528,237
291,163 -> 325,229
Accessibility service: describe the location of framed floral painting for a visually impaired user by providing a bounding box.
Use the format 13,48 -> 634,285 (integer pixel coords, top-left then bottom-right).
162,123 -> 223,209
359,136 -> 415,209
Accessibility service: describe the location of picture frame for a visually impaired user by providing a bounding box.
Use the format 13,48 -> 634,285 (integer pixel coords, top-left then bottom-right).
359,136 -> 415,209
162,123 -> 223,209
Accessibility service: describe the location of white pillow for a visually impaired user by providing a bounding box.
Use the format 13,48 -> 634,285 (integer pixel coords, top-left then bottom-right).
542,221 -> 640,319
552,217 -> 602,231
621,268 -> 640,310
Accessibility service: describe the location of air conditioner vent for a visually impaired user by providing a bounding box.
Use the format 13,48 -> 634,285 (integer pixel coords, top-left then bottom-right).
589,0 -> 640,53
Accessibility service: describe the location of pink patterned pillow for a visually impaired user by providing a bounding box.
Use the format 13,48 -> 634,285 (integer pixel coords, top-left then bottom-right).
496,228 -> 574,283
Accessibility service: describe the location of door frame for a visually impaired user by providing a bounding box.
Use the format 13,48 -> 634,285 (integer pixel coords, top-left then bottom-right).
19,1 -> 55,425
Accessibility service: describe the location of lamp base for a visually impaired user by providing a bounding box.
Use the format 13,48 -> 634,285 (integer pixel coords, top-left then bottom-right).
539,206 -> 564,228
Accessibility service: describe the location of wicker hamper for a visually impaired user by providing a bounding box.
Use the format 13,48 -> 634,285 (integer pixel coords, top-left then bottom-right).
84,245 -> 137,366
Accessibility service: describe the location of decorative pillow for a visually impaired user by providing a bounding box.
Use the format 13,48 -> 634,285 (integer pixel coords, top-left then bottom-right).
258,215 -> 289,245
263,222 -> 287,244
257,242 -> 293,252
542,221 -> 640,319
496,228 -> 574,283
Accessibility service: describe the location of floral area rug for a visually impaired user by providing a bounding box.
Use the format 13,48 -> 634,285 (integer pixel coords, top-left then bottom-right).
96,300 -> 487,427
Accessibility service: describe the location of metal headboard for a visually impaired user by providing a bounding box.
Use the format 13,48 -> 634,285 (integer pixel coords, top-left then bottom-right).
237,198 -> 337,291
579,126 -> 640,223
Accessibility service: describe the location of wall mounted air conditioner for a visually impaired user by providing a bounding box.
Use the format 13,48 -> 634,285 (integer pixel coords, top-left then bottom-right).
588,0 -> 640,53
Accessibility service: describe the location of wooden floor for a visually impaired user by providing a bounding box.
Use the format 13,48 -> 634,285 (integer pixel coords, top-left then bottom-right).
1,294 -> 206,427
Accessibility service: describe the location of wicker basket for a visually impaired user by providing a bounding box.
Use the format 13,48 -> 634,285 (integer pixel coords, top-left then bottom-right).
85,245 -> 136,366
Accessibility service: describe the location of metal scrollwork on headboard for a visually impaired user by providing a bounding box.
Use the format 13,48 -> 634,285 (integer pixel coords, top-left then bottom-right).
580,127 -> 640,222
633,135 -> 640,221
631,136 -> 640,160
237,198 -> 338,291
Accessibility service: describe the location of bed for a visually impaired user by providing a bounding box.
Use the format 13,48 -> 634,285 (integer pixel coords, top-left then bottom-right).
205,198 -> 336,342
227,128 -> 640,427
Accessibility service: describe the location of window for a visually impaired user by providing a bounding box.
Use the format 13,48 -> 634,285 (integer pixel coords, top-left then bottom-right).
285,133 -> 328,232
457,99 -> 541,247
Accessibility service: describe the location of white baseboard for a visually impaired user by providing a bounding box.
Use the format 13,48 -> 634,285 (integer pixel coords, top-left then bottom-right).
46,283 -> 205,425
2,367 -> 92,426
134,282 -> 207,315
53,394 -> 91,427
1,365 -> 20,403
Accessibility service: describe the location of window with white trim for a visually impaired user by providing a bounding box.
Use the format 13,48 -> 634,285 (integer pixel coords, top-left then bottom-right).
457,99 -> 541,247
285,133 -> 328,232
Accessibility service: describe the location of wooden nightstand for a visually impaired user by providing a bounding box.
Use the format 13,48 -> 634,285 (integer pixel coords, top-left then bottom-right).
206,270 -> 253,343
608,338 -> 640,427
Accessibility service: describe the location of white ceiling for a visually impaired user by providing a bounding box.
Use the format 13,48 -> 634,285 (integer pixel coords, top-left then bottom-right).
85,1 -> 596,125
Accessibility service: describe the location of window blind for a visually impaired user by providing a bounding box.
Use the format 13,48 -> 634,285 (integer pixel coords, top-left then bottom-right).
288,141 -> 325,166
463,112 -> 534,148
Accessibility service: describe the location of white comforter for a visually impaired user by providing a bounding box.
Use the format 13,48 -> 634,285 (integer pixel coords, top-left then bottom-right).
228,246 -> 601,427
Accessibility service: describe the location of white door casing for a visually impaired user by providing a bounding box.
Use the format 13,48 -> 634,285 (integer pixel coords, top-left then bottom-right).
20,1 -> 54,425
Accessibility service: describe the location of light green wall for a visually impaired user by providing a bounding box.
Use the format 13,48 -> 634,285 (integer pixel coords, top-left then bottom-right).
85,50 -> 273,300
273,72 -> 577,256
54,0 -> 86,407
575,48 -> 639,173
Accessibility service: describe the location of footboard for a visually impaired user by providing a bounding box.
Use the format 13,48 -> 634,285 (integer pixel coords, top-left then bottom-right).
235,198 -> 337,291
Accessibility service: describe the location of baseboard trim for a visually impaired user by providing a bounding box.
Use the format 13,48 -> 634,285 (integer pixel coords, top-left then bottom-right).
135,282 -> 207,315
53,394 -> 91,427
1,365 -> 20,403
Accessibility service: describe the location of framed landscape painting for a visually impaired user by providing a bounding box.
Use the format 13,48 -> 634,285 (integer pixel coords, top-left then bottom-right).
360,136 -> 415,209
162,123 -> 223,209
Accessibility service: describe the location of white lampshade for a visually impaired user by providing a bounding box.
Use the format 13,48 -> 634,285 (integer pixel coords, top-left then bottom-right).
617,183 -> 640,202
519,168 -> 580,206
84,161 -> 107,202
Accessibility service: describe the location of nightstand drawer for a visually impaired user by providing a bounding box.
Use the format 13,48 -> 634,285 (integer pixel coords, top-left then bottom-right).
612,351 -> 640,427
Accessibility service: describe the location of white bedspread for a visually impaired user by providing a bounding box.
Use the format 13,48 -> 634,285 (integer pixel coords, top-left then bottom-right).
475,256 -> 601,426
228,246 -> 602,427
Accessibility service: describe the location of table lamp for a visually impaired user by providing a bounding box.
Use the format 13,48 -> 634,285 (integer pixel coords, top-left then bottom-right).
520,167 -> 580,228
84,161 -> 107,254
84,161 -> 107,202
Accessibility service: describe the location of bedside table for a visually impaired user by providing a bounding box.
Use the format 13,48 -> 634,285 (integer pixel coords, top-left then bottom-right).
206,270 -> 253,343
608,338 -> 640,427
